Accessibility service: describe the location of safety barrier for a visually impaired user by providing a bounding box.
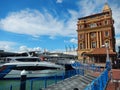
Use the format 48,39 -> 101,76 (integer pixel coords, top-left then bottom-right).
0,69 -> 83,90
71,62 -> 102,72
85,69 -> 109,90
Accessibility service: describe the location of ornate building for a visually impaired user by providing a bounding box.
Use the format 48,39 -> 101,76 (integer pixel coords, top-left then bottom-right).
77,3 -> 116,66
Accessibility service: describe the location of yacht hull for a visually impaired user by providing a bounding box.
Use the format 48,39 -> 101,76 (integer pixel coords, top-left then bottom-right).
3,69 -> 65,79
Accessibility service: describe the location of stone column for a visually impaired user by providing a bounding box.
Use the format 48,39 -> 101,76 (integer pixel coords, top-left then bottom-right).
100,31 -> 102,47
85,33 -> 88,49
88,33 -> 90,49
97,31 -> 99,48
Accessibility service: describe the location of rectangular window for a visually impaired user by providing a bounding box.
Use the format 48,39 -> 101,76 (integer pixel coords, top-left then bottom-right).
91,32 -> 96,38
90,23 -> 97,28
80,25 -> 83,29
91,42 -> 96,48
105,20 -> 109,25
80,34 -> 83,39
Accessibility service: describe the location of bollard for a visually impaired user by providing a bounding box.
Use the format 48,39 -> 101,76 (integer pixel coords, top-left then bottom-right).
30,80 -> 33,90
54,75 -> 57,84
44,77 -> 47,88
10,85 -> 12,90
20,70 -> 27,90
62,73 -> 65,80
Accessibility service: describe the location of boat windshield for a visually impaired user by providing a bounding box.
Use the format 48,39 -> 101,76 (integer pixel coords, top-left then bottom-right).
16,58 -> 40,62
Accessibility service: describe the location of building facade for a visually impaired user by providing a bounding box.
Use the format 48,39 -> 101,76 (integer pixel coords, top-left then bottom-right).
77,3 -> 116,65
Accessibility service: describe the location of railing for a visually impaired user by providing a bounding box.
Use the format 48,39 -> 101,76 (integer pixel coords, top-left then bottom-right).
71,62 -> 102,72
85,69 -> 109,90
0,69 -> 83,90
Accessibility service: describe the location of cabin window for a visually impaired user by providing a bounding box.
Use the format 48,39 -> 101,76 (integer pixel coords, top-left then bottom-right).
16,58 -> 40,62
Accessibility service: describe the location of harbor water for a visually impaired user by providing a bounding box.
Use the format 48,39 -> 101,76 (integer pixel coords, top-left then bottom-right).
0,79 -> 59,90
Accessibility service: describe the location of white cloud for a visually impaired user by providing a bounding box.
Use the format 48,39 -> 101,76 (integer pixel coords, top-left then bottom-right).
70,38 -> 77,44
0,41 -> 16,52
111,5 -> 120,36
115,38 -> 120,52
19,46 -> 28,52
0,1 -> 108,39
0,9 -> 76,38
0,41 -> 42,52
78,0 -> 104,16
19,45 -> 41,52
56,0 -> 63,3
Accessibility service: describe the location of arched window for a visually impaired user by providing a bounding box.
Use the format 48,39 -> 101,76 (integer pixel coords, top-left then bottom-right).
79,43 -> 83,49
105,41 -> 110,47
104,31 -> 109,36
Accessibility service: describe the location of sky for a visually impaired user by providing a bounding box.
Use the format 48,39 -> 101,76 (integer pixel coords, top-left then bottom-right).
0,0 -> 120,52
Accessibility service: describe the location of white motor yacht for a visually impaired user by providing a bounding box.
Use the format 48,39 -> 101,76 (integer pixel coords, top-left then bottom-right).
0,56 -> 65,79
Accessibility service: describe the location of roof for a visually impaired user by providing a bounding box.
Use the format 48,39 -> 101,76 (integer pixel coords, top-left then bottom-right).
102,3 -> 111,12
78,11 -> 109,20
86,48 -> 116,56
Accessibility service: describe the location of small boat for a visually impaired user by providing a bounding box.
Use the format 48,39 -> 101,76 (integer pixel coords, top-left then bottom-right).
0,56 -> 65,79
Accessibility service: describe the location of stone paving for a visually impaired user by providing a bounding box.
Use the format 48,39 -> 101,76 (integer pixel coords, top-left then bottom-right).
106,69 -> 120,90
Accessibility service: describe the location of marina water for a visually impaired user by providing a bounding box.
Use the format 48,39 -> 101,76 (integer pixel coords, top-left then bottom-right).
0,79 -> 58,90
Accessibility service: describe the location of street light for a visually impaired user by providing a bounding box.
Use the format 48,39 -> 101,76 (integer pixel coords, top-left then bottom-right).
102,43 -> 111,71
102,43 -> 110,61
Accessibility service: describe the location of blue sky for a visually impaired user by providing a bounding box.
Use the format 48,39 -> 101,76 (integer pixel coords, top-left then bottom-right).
0,0 -> 120,52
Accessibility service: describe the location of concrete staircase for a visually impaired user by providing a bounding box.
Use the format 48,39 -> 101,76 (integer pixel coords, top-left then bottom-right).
43,74 -> 97,90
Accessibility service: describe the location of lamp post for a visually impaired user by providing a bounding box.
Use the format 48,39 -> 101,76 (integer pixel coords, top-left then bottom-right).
102,43 -> 111,71
105,43 -> 110,62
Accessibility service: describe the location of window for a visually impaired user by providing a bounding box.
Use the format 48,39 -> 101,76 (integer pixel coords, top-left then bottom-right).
80,34 -> 83,39
80,43 -> 83,49
91,32 -> 96,38
105,31 -> 109,36
91,42 -> 96,48
79,25 -> 83,29
16,58 -> 40,62
105,41 -> 109,47
89,23 -> 97,28
105,20 -> 109,25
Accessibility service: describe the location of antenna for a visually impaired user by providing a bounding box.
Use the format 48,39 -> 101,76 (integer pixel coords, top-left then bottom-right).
25,49 -> 31,57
